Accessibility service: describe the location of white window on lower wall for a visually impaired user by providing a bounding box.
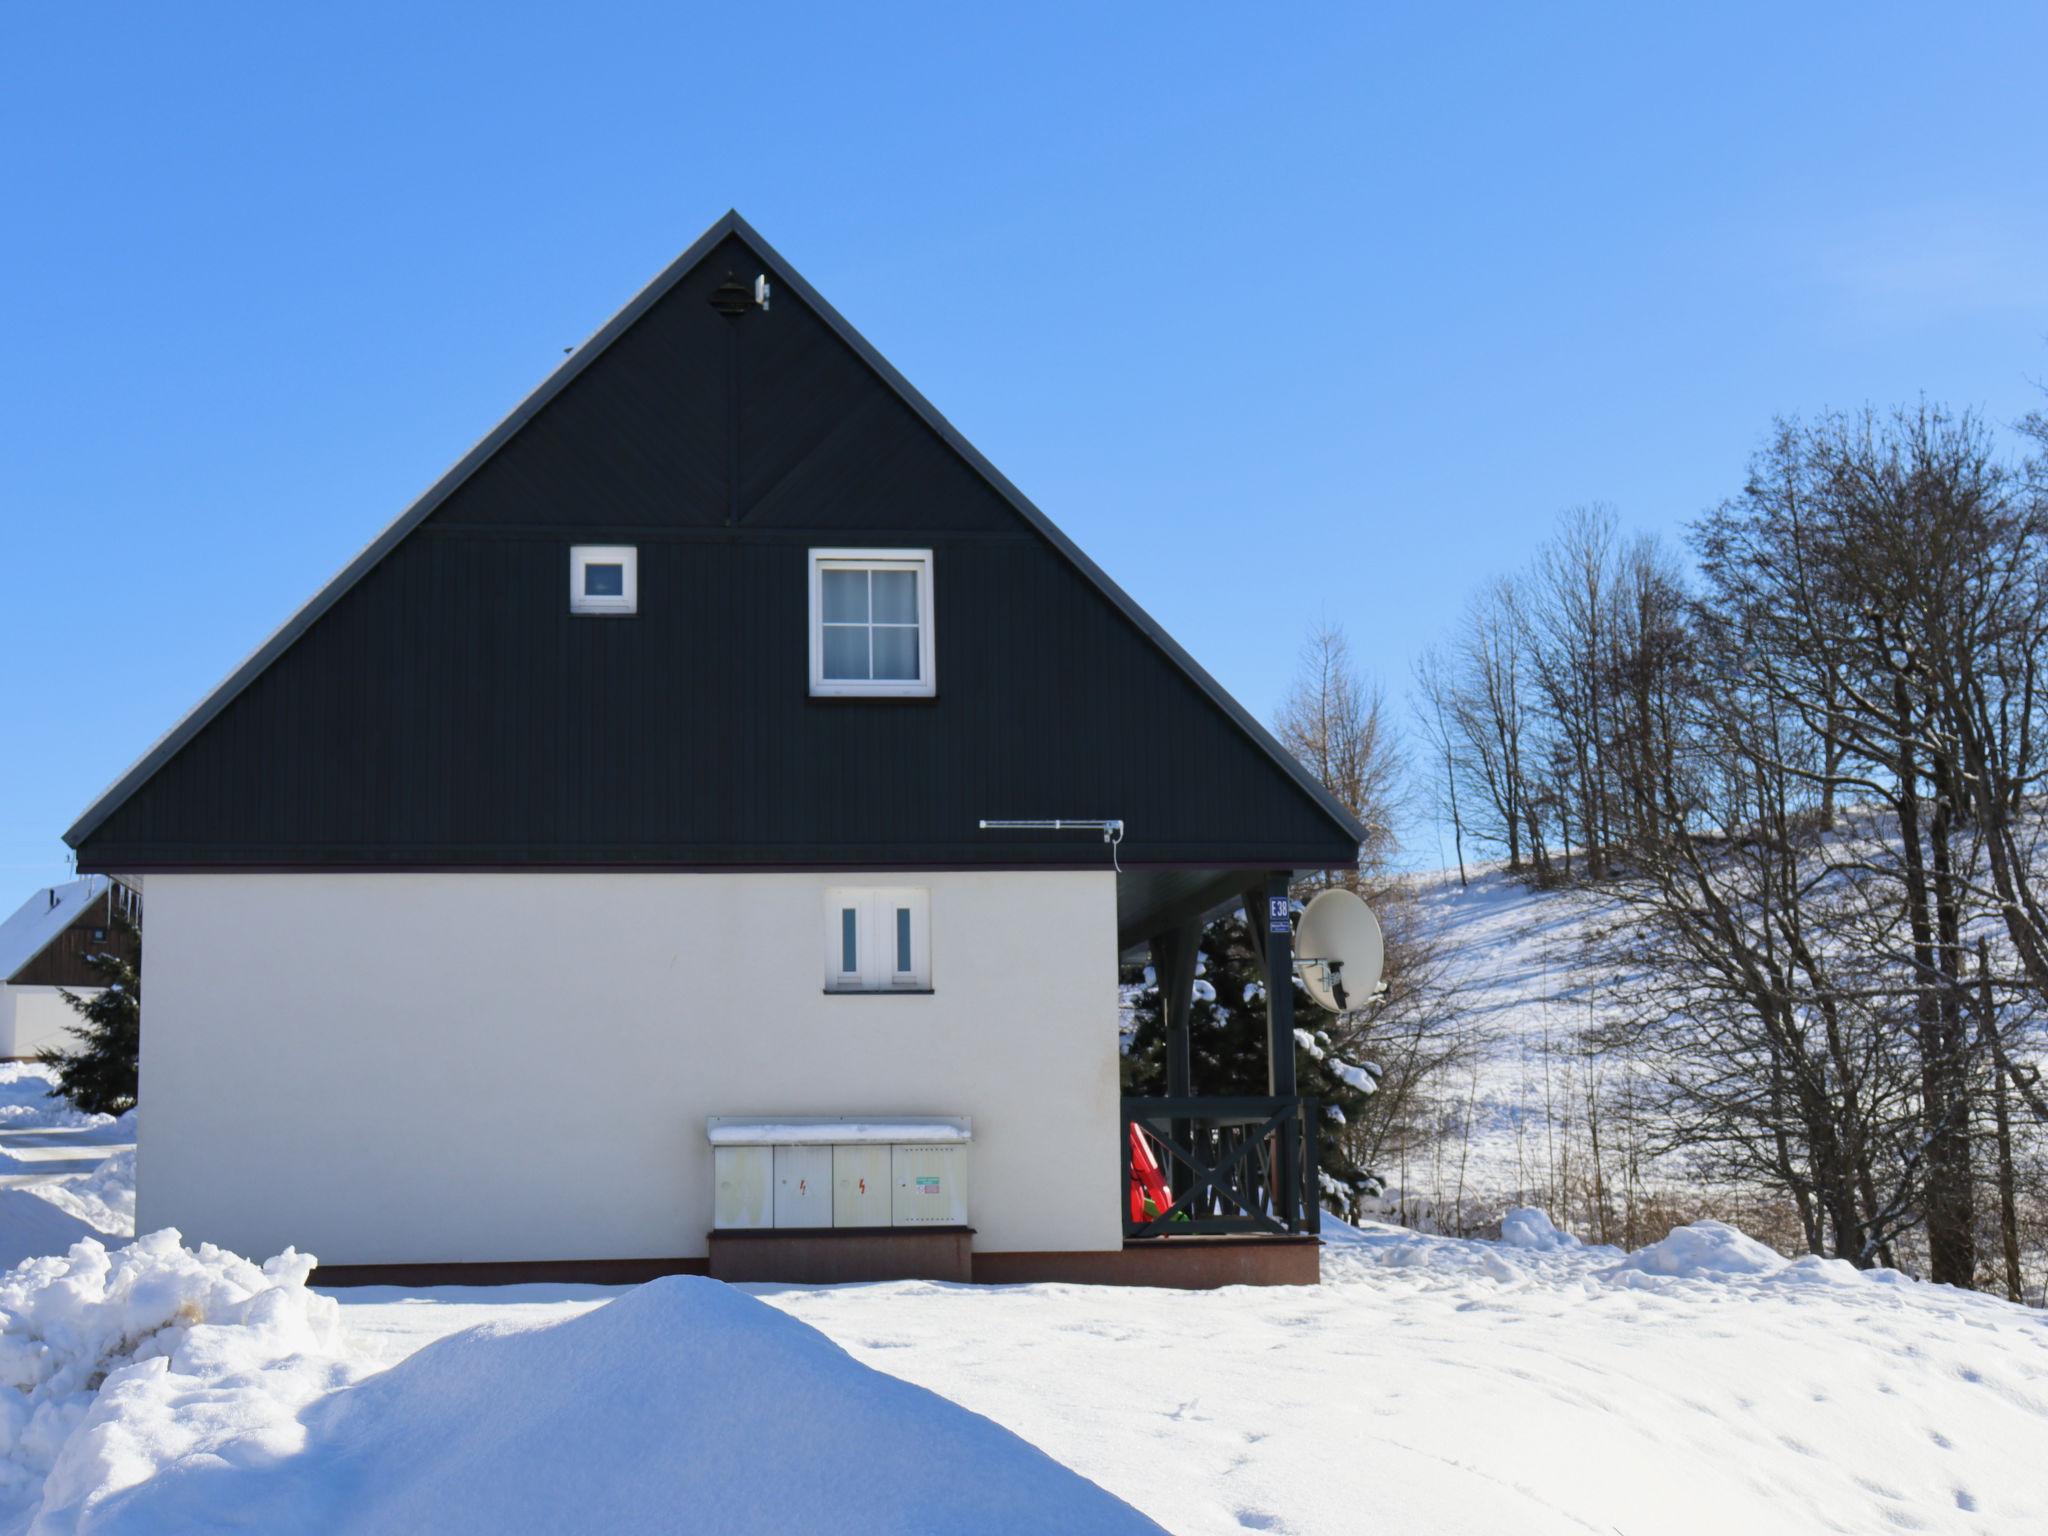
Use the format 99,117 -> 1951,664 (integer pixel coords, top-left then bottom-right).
825,887 -> 931,992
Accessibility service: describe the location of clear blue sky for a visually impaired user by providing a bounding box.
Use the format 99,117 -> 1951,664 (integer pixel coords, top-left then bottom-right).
4,5 -> 2045,889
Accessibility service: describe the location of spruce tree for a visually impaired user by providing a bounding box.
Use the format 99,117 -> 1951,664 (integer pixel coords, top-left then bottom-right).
1122,909 -> 1381,1212
41,910 -> 140,1115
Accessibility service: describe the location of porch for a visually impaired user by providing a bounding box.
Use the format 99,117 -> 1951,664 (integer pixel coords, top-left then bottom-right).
1110,867 -> 1325,1285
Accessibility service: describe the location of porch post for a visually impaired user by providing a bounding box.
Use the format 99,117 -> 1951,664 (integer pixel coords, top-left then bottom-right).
1151,921 -> 1201,1203
1262,871 -> 1301,1229
1261,872 -> 1297,1097
1152,923 -> 1199,1101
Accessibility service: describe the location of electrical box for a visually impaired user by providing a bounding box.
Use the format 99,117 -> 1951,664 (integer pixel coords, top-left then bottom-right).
833,1144 -> 893,1227
892,1143 -> 969,1226
773,1144 -> 833,1228
712,1146 -> 772,1230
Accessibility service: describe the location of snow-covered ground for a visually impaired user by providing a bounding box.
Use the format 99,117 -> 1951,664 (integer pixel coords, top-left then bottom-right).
0,1067 -> 134,1272
5,1216 -> 2043,1534
2,1238 -> 1159,1535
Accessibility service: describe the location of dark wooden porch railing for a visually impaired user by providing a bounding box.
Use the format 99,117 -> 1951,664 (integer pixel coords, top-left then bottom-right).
1122,1095 -> 1320,1238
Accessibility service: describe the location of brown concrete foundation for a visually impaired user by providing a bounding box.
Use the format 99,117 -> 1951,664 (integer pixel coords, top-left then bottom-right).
707,1227 -> 974,1284
313,1256 -> 709,1288
974,1235 -> 1320,1288
314,1233 -> 1319,1290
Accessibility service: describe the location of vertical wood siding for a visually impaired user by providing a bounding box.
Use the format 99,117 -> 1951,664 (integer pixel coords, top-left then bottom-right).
77,236 -> 1356,872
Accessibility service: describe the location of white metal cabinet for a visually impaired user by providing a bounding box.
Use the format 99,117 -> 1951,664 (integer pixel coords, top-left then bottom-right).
892,1143 -> 969,1226
712,1146 -> 772,1230
832,1144 -> 893,1227
773,1144 -> 833,1228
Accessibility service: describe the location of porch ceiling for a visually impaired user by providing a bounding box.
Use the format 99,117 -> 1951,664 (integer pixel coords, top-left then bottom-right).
1114,868 -> 1262,957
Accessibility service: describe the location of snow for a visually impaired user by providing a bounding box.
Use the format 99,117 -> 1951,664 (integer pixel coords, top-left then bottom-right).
0,1066 -> 136,1274
0,1214 -> 2039,1532
1325,1059 -> 1377,1094
4,1242 -> 1159,1535
0,1067 -> 135,1277
0,881 -> 107,988
315,1224 -> 2048,1535
1391,866 -> 1662,1217
23,1152 -> 135,1242
0,1195 -> 118,1275
1295,1028 -> 1380,1095
0,1069 -> 118,1136
1607,1217 -> 1795,1279
0,1231 -> 333,1524
707,1115 -> 972,1145
1498,1205 -> 1577,1250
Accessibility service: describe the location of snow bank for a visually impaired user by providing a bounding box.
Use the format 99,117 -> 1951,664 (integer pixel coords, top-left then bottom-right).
0,1195 -> 118,1275
0,1149 -> 136,1271
29,1151 -> 136,1239
0,1230 -> 334,1525
1605,1218 -> 1787,1279
0,1067 -> 115,1134
1498,1206 -> 1577,1250
755,1218 -> 2048,1536
62,1275 -> 1161,1536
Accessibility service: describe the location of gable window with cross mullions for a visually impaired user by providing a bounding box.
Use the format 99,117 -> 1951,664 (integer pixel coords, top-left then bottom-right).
808,549 -> 935,697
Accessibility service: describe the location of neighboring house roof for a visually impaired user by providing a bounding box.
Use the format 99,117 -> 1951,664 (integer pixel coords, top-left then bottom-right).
0,877 -> 107,984
64,211 -> 1368,859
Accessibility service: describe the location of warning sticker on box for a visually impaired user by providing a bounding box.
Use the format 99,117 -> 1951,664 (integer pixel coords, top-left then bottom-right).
916,1176 -> 942,1195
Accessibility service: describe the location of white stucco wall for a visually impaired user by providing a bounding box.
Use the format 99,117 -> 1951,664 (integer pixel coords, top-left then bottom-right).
137,872 -> 1122,1266
0,986 -> 93,1060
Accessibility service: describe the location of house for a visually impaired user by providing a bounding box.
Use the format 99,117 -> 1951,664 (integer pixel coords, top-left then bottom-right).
64,212 -> 1365,1288
0,876 -> 140,1060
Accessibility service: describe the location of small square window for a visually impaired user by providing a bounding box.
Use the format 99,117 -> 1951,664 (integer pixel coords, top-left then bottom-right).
825,887 -> 931,991
809,550 -> 934,696
570,546 -> 637,615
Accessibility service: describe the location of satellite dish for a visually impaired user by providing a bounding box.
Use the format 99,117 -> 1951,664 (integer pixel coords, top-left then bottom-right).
1293,888 -> 1384,1014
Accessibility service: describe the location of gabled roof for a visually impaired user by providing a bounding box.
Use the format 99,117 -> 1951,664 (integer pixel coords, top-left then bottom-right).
65,212 -> 1367,855
0,876 -> 107,984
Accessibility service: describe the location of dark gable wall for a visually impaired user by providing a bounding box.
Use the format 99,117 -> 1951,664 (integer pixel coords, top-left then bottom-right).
78,236 -> 1356,872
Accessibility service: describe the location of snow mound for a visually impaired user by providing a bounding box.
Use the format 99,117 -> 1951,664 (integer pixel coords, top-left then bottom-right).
22,1149 -> 136,1246
1,1229 -> 332,1523
1606,1219 -> 1787,1279
0,1193 -> 120,1274
1498,1207 -> 1577,1250
0,1066 -> 116,1134
47,1275 -> 1165,1535
0,1148 -> 136,1272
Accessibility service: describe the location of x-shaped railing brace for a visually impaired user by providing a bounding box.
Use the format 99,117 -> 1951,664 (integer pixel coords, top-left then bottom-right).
1127,1105 -> 1293,1237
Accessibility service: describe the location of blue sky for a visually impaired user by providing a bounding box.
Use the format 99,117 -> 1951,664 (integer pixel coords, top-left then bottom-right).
3,5 -> 2045,888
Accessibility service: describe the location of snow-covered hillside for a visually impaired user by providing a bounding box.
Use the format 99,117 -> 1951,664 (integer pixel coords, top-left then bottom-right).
1391,867 -> 1631,1217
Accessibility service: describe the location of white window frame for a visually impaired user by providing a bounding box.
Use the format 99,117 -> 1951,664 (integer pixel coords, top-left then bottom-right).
570,545 -> 638,616
824,887 -> 932,992
808,548 -> 935,697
